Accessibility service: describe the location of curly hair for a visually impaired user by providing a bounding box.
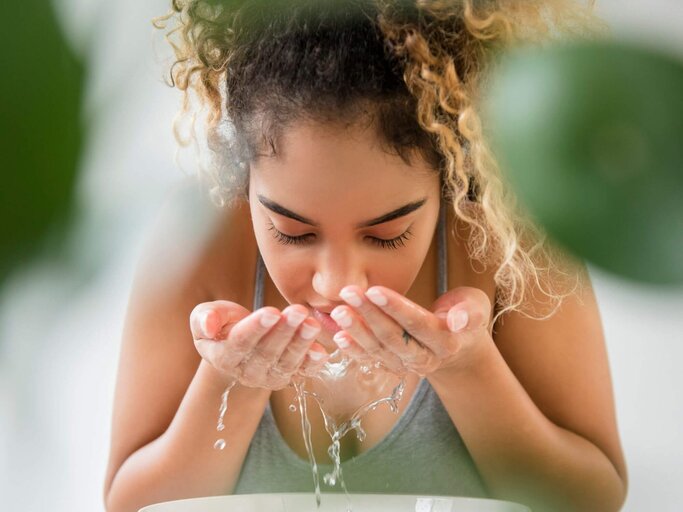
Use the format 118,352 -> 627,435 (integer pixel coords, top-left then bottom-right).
153,0 -> 609,326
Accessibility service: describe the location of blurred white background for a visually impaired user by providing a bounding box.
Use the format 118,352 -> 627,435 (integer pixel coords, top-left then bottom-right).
0,0 -> 681,510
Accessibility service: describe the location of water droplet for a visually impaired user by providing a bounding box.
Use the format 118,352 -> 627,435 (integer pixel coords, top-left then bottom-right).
217,424 -> 225,432
288,404 -> 297,413
214,439 -> 226,450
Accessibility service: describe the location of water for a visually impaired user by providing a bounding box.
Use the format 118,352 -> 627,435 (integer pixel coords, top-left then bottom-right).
212,351 -> 406,511
292,378 -> 324,507
213,380 -> 237,451
307,371 -> 405,493
290,354 -> 406,512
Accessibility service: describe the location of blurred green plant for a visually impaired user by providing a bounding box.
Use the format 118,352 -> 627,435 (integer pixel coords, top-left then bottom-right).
0,0 -> 85,285
483,40 -> 683,285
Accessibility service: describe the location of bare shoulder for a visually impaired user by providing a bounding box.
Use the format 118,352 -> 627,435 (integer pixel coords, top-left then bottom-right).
446,211 -> 627,483
491,261 -> 628,485
103,178 -> 257,496
138,179 -> 258,304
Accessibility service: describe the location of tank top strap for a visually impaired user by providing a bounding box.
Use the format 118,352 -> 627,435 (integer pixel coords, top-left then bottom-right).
252,198 -> 448,310
436,197 -> 448,296
253,249 -> 266,311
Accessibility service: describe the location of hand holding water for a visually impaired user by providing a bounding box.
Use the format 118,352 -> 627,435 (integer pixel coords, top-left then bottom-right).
330,285 -> 493,377
190,301 -> 329,389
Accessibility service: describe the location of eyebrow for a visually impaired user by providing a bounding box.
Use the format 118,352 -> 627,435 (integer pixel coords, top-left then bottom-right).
257,194 -> 428,228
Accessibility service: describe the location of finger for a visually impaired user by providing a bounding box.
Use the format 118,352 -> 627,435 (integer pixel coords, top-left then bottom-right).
249,305 -> 310,366
362,285 -> 451,357
333,330 -> 405,373
431,286 -> 492,333
242,304 -> 310,382
331,330 -> 367,360
339,285 -> 438,363
190,300 -> 250,340
330,304 -> 387,359
191,301 -> 252,375
275,318 -> 324,374
298,341 -> 330,377
208,307 -> 282,372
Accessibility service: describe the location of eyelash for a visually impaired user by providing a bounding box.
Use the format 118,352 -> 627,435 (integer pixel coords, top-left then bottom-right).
267,222 -> 413,250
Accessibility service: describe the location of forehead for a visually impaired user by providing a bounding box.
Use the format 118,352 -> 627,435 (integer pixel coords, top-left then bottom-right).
249,120 -> 437,197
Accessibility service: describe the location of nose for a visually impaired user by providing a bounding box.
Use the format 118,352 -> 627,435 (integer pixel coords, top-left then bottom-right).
311,248 -> 368,301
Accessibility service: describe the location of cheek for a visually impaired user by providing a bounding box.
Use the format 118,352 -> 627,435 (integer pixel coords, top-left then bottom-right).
373,251 -> 426,296
374,222 -> 436,295
255,234 -> 311,301
266,253 -> 308,284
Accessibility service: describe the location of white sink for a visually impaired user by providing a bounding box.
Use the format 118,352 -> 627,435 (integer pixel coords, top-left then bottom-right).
139,493 -> 532,512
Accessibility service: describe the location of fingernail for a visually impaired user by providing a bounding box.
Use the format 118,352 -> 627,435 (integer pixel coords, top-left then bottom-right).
365,288 -> 387,306
448,309 -> 469,332
300,323 -> 320,340
285,309 -> 307,327
308,350 -> 325,361
333,331 -> 350,349
339,288 -> 362,307
260,311 -> 280,328
330,308 -> 352,329
199,310 -> 212,337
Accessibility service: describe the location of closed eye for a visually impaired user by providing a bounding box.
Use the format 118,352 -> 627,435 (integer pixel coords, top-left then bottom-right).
266,222 -> 412,250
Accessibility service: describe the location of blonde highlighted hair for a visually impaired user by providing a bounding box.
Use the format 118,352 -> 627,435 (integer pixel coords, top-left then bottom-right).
154,0 -> 609,327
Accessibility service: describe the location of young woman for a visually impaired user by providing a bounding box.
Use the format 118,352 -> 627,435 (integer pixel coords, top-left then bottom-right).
103,1 -> 628,511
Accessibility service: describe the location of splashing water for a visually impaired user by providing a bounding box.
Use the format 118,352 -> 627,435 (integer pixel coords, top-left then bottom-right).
289,350 -> 406,512
212,350 -> 406,511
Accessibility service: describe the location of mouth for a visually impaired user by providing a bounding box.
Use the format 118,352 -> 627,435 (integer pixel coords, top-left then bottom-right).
311,308 -> 341,334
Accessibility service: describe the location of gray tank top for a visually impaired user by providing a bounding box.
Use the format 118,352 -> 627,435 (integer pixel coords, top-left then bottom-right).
234,200 -> 490,497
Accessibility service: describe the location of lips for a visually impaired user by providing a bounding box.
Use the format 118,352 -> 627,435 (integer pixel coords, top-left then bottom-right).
312,308 -> 341,334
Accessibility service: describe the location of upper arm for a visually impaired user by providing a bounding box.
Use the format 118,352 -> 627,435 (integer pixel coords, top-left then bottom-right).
103,181 -> 254,499
491,267 -> 628,487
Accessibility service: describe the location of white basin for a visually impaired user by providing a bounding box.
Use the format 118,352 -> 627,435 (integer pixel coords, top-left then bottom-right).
139,493 -> 531,512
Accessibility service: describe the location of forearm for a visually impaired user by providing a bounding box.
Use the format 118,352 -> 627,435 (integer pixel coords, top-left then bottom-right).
428,336 -> 626,512
105,360 -> 271,512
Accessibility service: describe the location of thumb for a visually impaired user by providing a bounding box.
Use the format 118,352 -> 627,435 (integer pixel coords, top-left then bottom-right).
432,288 -> 468,318
434,305 -> 469,332
190,300 -> 250,340
431,287 -> 492,332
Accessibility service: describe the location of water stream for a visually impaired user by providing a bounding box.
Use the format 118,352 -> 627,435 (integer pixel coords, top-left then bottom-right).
212,350 -> 407,511
213,379 -> 237,451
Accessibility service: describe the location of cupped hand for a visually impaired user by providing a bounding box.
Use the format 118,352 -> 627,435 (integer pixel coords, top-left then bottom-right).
190,301 -> 329,389
329,285 -> 493,377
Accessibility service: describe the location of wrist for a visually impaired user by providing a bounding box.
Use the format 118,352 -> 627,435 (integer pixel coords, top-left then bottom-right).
197,359 -> 272,402
197,358 -> 235,390
429,330 -> 497,384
